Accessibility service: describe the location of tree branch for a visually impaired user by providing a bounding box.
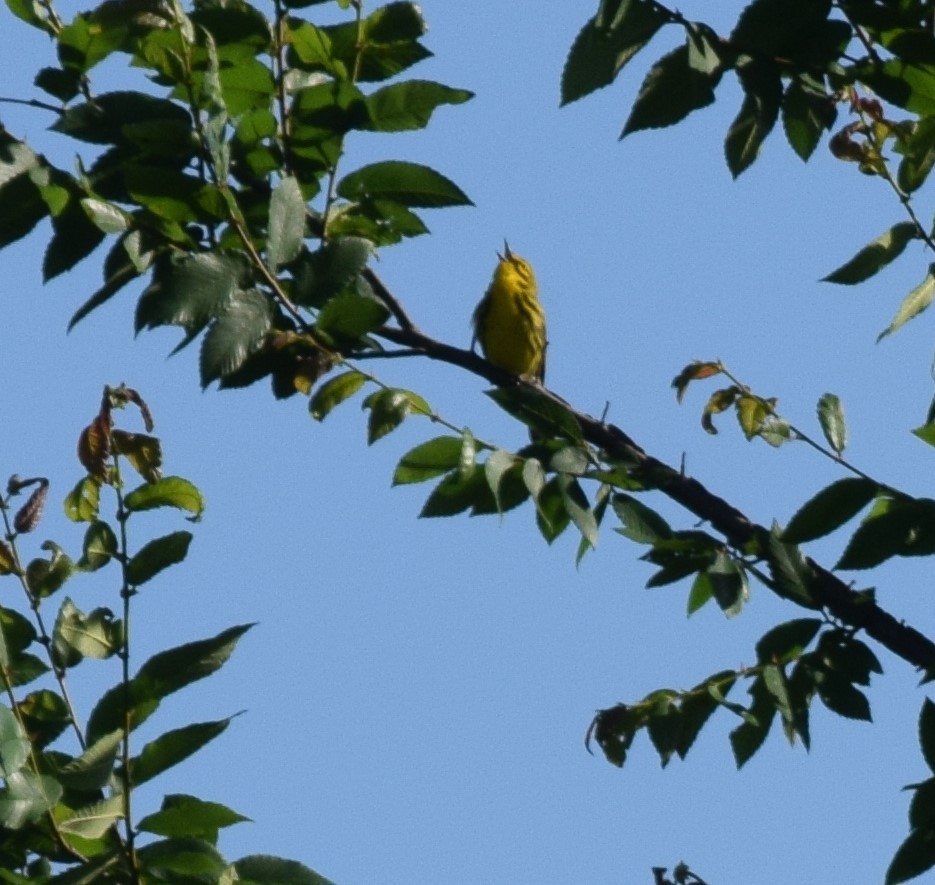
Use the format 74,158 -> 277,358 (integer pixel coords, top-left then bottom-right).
374,322 -> 935,676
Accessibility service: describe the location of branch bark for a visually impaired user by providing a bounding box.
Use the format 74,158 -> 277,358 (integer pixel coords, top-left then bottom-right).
374,321 -> 935,677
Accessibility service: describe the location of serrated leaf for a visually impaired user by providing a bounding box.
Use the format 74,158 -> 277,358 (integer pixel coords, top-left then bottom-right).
815,669 -> 872,721
309,370 -> 367,420
201,289 -> 273,386
419,466 -> 491,518
336,160 -> 472,208
878,266 -> 935,341
836,499 -> 932,569
485,387 -> 583,442
53,598 -> 120,665
560,0 -> 669,106
234,854 -> 337,885
58,794 -> 124,839
0,770 -> 62,829
0,706 -> 30,778
612,493 -> 672,544
361,388 -> 429,444
622,43 -> 721,137
365,79 -> 472,131
922,698 -> 935,774
136,837 -> 227,877
782,477 -> 877,543
316,290 -> 389,343
128,719 -> 233,787
484,449 -> 516,515
707,549 -> 748,617
886,827 -> 935,885
86,624 -> 252,743
559,475 -> 598,549
55,729 -> 122,791
765,528 -> 821,608
124,476 -> 204,519
782,75 -> 836,161
126,531 -> 192,586
724,59 -> 782,177
267,175 -> 306,271
818,393 -> 847,455
391,436 -> 462,485
138,794 -> 249,840
822,222 -> 917,284
756,618 -> 822,664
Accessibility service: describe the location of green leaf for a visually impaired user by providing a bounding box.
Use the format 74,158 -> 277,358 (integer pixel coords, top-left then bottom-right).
136,837 -> 227,878
622,43 -> 721,137
0,706 -> 30,778
764,528 -> 821,608
393,436 -> 463,485
44,192 -> 107,281
899,116 -> 935,193
724,59 -> 782,177
485,387 -> 583,442
836,498 -> 935,569
292,238 -> 373,308
51,92 -> 192,146
921,698 -> 935,774
126,531 -> 193,586
267,176 -> 306,271
16,689 -> 70,750
886,827 -> 935,885
25,543 -> 74,598
755,618 -> 822,664
822,222 -> 918,284
483,449 -> 517,516
86,624 -> 252,743
79,520 -> 118,571
124,476 -> 205,519
54,729 -> 122,791
782,477 -> 877,543
138,794 -> 249,841
336,160 -> 472,208
316,290 -> 390,344
677,671 -> 737,758
361,388 -> 429,444
234,854 -> 337,885
561,0 -> 669,105
0,171 -> 49,248
201,289 -> 273,387
58,795 -> 124,840
878,266 -> 935,341
781,74 -> 836,161
53,598 -> 120,666
365,80 -> 473,132
815,392 -> 846,454
707,549 -> 747,617
815,669 -> 872,721
136,251 -> 249,336
419,466 -> 492,518
0,770 -> 62,829
729,677 -> 776,768
611,493 -> 672,544
309,370 -> 367,421
559,475 -> 598,549
128,719 -> 233,787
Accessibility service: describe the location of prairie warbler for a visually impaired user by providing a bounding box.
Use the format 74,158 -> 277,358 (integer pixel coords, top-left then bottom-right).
471,241 -> 547,381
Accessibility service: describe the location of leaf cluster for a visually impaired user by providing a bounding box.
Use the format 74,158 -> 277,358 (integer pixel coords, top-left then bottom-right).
0,387 -> 332,883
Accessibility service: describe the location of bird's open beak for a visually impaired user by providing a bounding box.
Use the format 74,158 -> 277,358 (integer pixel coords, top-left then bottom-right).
499,239 -> 512,261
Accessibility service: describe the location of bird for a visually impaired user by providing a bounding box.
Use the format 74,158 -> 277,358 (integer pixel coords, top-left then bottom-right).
471,241 -> 547,382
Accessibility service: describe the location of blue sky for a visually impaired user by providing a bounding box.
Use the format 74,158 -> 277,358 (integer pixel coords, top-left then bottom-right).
2,3 -> 935,883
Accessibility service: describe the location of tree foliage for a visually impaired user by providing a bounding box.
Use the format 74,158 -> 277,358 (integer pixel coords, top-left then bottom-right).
4,0 -> 935,881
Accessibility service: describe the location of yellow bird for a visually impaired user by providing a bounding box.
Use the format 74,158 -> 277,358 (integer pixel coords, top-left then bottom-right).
471,241 -> 547,382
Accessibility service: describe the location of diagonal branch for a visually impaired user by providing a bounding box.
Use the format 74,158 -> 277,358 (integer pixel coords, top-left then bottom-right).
375,322 -> 935,676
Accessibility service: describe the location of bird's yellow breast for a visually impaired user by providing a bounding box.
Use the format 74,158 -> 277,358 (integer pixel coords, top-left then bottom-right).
473,250 -> 547,380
